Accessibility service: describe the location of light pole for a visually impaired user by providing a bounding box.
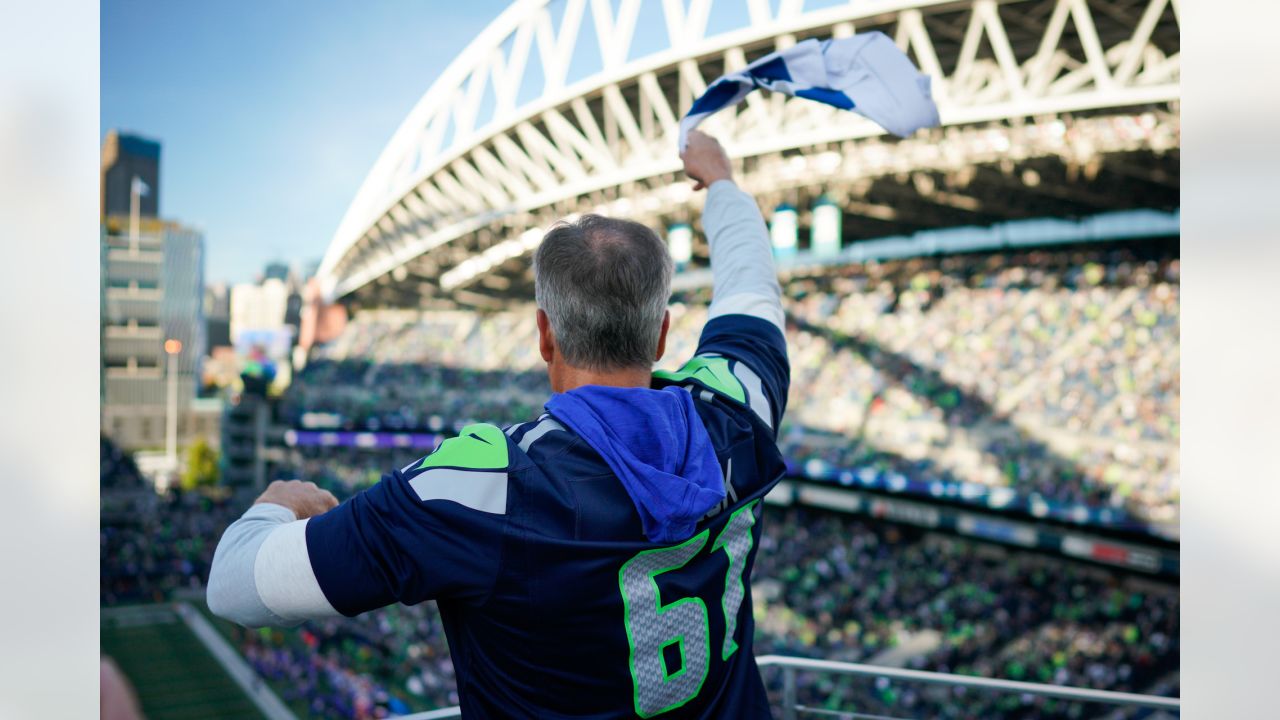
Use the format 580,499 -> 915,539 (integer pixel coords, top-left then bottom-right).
164,338 -> 182,467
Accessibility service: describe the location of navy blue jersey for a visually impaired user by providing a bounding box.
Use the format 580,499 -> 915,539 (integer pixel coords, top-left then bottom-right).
305,314 -> 789,718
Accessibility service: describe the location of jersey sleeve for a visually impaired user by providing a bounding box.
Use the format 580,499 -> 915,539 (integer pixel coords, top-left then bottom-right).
305,423 -> 511,614
701,180 -> 786,333
656,314 -> 790,433
658,179 -> 789,433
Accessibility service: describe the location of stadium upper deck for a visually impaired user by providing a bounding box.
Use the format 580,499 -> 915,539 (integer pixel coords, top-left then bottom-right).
316,0 -> 1180,311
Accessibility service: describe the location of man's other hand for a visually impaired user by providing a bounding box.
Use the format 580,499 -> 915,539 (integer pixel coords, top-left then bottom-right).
254,479 -> 339,520
681,130 -> 733,191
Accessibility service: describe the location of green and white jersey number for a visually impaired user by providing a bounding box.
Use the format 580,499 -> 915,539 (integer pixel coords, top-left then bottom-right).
618,500 -> 760,718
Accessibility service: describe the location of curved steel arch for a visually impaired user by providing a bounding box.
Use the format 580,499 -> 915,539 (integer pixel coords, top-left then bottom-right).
319,0 -> 1180,302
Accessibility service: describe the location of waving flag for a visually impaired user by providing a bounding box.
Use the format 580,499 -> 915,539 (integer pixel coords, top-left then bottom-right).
678,32 -> 940,151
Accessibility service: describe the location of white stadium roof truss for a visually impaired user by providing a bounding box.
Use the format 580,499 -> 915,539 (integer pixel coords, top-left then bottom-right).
319,0 -> 1180,303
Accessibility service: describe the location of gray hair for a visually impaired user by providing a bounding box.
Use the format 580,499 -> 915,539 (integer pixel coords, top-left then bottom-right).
533,214 -> 673,371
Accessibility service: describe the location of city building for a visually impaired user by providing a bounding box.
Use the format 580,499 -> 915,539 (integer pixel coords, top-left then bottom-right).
230,278 -> 289,345
101,213 -> 216,450
229,275 -> 302,386
205,282 -> 231,349
262,260 -> 290,283
220,357 -> 288,492
284,283 -> 303,344
101,130 -> 160,219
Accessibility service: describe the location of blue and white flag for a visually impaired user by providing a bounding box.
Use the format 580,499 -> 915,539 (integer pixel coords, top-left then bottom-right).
678,32 -> 940,151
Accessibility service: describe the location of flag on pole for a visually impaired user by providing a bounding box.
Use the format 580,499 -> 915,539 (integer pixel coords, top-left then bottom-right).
678,32 -> 940,151
131,176 -> 150,197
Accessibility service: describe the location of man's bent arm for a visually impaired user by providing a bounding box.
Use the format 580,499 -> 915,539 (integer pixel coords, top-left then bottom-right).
206,503 -> 340,627
207,480 -> 342,628
702,179 -> 785,331
209,466 -> 509,628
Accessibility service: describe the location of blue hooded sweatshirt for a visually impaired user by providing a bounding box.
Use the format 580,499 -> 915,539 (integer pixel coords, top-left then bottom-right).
545,384 -> 725,543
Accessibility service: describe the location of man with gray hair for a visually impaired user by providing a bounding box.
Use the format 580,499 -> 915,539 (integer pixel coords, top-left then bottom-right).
207,130 -> 790,719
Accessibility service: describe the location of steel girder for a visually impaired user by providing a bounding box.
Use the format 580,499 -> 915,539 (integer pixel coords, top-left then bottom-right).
318,0 -> 1180,304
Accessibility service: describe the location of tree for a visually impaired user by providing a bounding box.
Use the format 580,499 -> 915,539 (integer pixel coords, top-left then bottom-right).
181,438 -> 219,490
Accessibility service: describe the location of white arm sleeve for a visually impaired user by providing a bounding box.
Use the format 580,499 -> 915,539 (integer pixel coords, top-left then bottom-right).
206,503 -> 339,628
702,180 -> 785,330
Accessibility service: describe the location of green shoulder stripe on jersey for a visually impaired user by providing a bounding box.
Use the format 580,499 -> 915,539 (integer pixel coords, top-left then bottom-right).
653,356 -> 746,404
417,423 -> 509,471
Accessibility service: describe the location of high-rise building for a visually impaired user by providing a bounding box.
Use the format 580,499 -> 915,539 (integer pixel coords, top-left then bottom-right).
230,278 -> 297,388
101,215 -> 214,449
230,279 -> 290,346
262,260 -> 290,283
205,283 -> 232,349
101,130 -> 160,219
220,388 -> 289,492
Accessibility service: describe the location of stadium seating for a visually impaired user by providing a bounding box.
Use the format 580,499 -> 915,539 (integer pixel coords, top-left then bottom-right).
753,507 -> 1178,718
100,487 -> 1179,719
99,245 -> 1181,717
282,245 -> 1179,528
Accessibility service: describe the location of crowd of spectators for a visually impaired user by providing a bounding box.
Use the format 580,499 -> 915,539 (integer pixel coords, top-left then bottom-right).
282,362 -> 546,434
281,245 -> 1179,526
753,507 -> 1178,718
100,491 -> 234,605
100,244 -> 1182,717
779,247 -> 1179,526
101,435 -> 147,490
100,441 -> 236,604
100,465 -> 1179,719
234,602 -> 455,718
101,446 -> 453,718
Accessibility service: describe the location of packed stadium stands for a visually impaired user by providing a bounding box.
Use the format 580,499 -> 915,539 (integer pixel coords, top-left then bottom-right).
282,244 -> 1179,532
99,480 -> 1179,719
753,507 -> 1178,718
235,607 -> 443,718
780,247 -> 1179,527
101,241 -> 1179,718
100,485 -> 238,607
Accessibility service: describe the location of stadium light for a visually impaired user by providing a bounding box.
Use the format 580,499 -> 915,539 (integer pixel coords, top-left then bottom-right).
771,205 -> 798,258
812,197 -> 842,257
668,224 -> 693,268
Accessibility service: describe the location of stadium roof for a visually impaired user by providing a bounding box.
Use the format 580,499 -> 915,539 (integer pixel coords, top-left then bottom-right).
318,0 -> 1180,310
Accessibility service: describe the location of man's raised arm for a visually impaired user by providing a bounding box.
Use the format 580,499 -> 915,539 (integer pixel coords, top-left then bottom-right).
681,130 -> 785,331
675,131 -> 790,431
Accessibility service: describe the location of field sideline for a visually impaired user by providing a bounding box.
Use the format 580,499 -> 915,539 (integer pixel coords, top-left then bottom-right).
101,603 -> 279,720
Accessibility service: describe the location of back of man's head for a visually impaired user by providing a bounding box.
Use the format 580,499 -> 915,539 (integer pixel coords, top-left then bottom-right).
534,214 -> 673,371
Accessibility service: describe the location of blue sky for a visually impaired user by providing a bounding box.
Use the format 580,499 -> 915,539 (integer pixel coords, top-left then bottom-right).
102,1 -> 514,284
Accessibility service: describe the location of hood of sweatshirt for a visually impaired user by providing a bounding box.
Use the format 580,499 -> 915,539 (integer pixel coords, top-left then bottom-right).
545,384 -> 724,543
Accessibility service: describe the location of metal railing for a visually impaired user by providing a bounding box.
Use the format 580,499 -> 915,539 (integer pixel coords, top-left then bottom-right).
395,655 -> 1179,719
757,655 -> 1180,719
397,710 -> 462,720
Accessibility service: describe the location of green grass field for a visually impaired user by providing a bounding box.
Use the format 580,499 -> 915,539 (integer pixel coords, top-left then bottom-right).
101,606 -> 266,720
